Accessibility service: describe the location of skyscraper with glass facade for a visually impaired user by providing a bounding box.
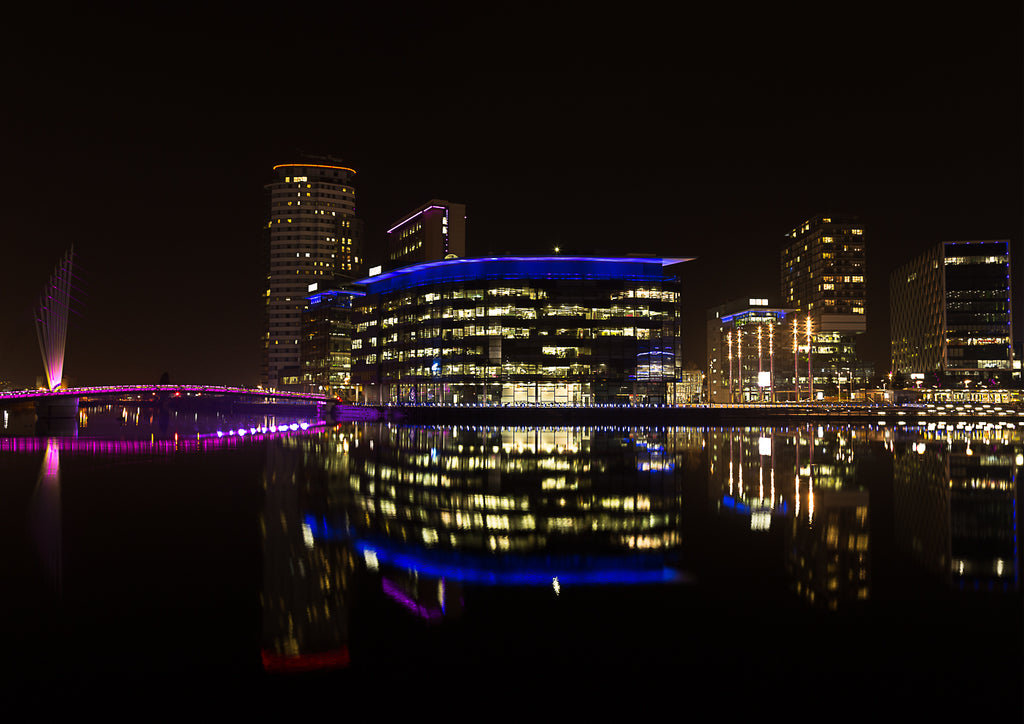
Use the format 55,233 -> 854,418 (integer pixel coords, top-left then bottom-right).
890,240 -> 1013,381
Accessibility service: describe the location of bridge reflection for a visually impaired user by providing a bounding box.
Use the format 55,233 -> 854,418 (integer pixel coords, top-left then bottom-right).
0,421 -> 330,456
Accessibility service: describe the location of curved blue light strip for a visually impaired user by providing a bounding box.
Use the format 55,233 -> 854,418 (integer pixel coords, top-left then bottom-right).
304,516 -> 686,585
354,256 -> 694,295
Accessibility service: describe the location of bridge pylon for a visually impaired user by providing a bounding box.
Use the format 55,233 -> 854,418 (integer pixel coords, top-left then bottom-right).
35,247 -> 75,391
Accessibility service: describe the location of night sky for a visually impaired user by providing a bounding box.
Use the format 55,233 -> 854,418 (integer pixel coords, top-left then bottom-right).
2,6 -> 1020,388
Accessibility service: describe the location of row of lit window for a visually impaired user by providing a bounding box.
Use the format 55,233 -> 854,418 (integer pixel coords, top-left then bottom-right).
945,255 -> 1008,266
386,287 -> 676,307
397,222 -> 422,240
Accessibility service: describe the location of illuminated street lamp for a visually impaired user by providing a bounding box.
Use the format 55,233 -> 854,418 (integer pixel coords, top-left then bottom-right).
757,325 -> 763,402
737,328 -> 743,402
806,315 -> 813,401
768,322 -> 775,403
727,331 -> 733,402
792,317 -> 799,402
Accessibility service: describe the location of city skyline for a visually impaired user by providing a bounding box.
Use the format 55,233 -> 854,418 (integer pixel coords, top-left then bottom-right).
2,6 -> 1020,387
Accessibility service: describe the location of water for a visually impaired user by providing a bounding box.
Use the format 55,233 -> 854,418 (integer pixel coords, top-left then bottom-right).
0,404 -> 1020,714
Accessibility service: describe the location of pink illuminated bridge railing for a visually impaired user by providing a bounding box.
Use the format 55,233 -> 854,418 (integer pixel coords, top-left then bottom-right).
0,385 -> 331,403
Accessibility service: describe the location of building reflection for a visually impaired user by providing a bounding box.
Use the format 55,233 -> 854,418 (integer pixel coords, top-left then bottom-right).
258,418 -> 1019,673
259,423 -> 693,671
892,426 -> 1019,592
297,425 -> 689,605
707,425 -> 871,609
260,431 -> 355,672
706,421 -> 1021,605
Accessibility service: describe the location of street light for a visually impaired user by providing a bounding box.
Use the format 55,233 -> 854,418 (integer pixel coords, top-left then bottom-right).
757,325 -> 763,402
737,328 -> 743,402
806,315 -> 813,401
793,317 -> 799,402
727,331 -> 733,402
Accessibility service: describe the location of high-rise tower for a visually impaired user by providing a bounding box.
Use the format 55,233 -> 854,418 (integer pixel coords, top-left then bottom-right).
263,159 -> 362,389
781,213 -> 866,333
779,214 -> 872,395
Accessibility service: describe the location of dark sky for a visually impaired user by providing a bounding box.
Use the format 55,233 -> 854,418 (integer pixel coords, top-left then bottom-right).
1,6 -> 1020,387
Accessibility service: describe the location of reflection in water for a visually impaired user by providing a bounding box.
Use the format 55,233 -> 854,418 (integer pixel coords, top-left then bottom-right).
707,426 -> 871,609
30,438 -> 63,593
3,405 -> 1014,698
314,425 -> 689,581
894,431 -> 1019,591
260,421 -> 1020,669
260,424 -> 695,666
261,432 -> 355,672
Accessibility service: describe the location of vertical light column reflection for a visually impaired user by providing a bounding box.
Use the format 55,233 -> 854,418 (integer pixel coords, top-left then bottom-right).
31,438 -> 62,592
807,424 -> 815,525
794,427 -> 801,518
728,433 -> 734,497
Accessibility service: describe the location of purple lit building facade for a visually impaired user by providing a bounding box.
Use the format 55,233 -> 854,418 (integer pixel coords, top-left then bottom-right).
351,256 -> 690,405
263,160 -> 364,389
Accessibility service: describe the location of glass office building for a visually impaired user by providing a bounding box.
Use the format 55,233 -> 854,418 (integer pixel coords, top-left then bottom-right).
891,240 -> 1013,381
301,288 -> 362,400
351,256 -> 691,405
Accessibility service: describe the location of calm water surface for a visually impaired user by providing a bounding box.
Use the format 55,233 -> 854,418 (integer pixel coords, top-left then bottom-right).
0,404 -> 1020,714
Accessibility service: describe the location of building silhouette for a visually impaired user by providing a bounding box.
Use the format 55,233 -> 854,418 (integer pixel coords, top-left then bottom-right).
263,159 -> 363,389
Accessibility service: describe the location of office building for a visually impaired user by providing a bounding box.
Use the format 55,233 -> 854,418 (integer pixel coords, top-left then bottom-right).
351,255 -> 690,405
780,214 -> 872,395
781,213 -> 866,332
707,298 -> 794,402
263,159 -> 363,388
383,200 -> 466,272
300,287 -> 362,400
890,240 -> 1013,382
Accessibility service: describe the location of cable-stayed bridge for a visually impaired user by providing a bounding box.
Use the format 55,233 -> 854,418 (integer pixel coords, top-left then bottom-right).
17,250 -> 331,419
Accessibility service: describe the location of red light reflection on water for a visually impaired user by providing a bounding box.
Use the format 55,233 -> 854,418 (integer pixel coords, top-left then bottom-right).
261,647 -> 350,672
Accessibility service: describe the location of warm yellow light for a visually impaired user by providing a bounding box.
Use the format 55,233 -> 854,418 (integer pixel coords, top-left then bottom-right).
273,163 -> 357,174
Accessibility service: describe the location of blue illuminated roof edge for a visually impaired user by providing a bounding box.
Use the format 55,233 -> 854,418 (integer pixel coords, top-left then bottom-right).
355,255 -> 695,289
